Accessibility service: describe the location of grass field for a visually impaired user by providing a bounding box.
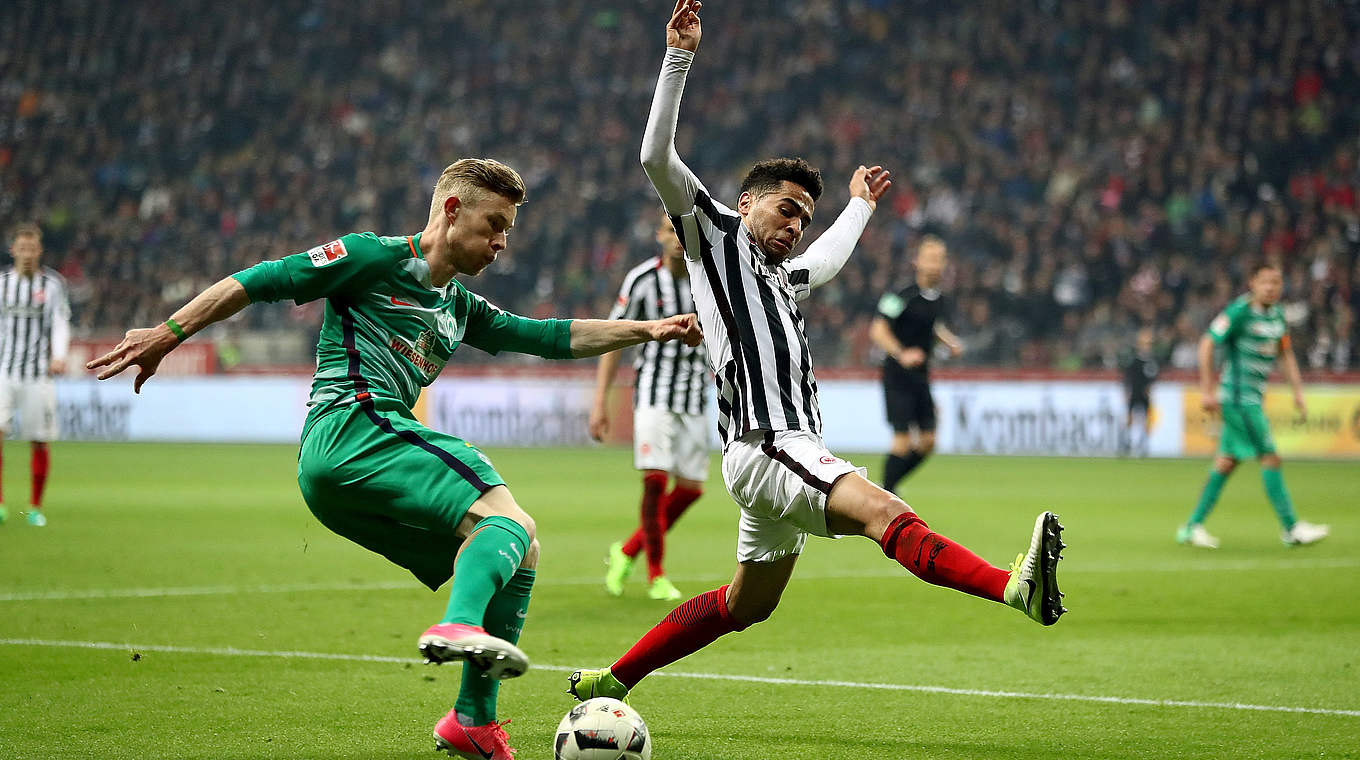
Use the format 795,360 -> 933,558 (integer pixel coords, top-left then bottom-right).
1,442 -> 1357,759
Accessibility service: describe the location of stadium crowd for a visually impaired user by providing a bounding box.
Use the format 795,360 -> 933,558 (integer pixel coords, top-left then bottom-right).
2,0 -> 1357,370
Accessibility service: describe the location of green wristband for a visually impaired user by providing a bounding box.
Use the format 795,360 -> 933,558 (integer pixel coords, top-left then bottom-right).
164,318 -> 188,342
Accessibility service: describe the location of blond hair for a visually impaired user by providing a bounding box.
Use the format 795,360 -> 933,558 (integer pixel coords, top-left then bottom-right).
11,222 -> 41,243
429,158 -> 526,218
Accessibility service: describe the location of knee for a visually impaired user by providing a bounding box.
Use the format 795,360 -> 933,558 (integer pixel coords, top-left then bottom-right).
917,434 -> 936,455
1260,454 -> 1281,469
516,513 -> 537,543
521,539 -> 541,569
1214,457 -> 1237,475
727,595 -> 777,627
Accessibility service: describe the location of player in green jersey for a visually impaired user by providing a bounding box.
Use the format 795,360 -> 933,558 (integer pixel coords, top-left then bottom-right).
87,158 -> 701,760
1178,262 -> 1330,549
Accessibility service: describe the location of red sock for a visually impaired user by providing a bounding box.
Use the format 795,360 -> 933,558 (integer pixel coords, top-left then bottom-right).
622,482 -> 702,557
639,471 -> 669,580
30,442 -> 49,508
660,484 -> 702,531
611,585 -> 746,688
880,512 -> 1008,602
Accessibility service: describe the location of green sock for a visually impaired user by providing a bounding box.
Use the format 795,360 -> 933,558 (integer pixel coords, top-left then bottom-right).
441,516 -> 529,626
455,567 -> 535,725
1261,468 -> 1297,530
1187,470 -> 1227,526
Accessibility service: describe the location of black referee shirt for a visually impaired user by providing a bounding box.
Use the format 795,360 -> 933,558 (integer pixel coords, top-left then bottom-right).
876,283 -> 946,382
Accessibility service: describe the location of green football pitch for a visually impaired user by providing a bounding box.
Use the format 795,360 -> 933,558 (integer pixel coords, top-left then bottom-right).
1,442 -> 1357,759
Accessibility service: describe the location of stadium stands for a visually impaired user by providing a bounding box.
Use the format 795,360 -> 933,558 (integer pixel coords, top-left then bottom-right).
2,0 -> 1355,369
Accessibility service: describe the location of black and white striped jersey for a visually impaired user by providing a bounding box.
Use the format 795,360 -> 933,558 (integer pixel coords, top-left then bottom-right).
0,267 -> 71,380
672,193 -> 869,447
608,256 -> 708,415
642,47 -> 875,449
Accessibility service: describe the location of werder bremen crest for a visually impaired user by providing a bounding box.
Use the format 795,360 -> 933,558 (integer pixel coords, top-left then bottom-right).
415,328 -> 436,356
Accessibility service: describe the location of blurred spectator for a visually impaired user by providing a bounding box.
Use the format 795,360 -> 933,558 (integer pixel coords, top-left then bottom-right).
0,0 -> 1356,368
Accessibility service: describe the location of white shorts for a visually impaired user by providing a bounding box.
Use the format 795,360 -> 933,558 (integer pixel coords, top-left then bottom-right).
0,378 -> 58,441
721,430 -> 865,563
634,405 -> 710,483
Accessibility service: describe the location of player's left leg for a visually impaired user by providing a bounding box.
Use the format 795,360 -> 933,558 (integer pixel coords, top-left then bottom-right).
569,554 -> 798,702
0,380 -> 12,524
826,472 -> 1065,625
1258,451 -> 1330,546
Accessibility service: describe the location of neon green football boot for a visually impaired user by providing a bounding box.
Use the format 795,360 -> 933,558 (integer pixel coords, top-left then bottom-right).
604,542 -> 635,597
567,667 -> 630,703
1003,511 -> 1066,625
26,510 -> 46,527
647,576 -> 682,601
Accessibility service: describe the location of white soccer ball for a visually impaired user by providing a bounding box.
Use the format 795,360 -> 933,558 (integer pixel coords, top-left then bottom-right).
554,697 -> 652,760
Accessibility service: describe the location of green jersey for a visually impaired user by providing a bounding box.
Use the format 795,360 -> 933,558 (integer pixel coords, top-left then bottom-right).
1206,294 -> 1290,406
232,232 -> 572,420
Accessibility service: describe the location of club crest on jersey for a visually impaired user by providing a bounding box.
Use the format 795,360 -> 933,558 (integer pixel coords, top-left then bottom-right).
307,239 -> 348,267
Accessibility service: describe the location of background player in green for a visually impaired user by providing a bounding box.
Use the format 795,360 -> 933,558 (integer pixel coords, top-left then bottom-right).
87,158 -> 701,760
1177,262 -> 1330,549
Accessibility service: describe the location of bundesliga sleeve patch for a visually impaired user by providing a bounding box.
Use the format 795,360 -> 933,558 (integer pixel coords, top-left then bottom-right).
1210,314 -> 1229,334
307,239 -> 349,267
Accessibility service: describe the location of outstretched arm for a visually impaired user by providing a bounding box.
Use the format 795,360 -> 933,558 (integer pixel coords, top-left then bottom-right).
641,0 -> 706,214
570,315 -> 702,358
85,277 -> 252,392
787,165 -> 892,292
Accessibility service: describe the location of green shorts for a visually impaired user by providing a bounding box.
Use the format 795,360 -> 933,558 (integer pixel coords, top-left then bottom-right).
1218,403 -> 1276,460
297,398 -> 505,590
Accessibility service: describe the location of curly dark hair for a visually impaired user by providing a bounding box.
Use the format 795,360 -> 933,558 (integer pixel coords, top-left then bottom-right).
739,157 -> 823,202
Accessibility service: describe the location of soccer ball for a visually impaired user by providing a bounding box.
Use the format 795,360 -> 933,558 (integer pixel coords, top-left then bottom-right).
554,697 -> 652,760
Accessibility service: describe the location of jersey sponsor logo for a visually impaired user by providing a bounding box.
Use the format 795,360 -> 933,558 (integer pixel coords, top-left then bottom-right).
307,239 -> 348,267
389,328 -> 444,378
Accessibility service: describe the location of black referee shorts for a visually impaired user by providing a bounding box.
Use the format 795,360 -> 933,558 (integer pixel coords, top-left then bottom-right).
884,374 -> 936,433
1127,394 -> 1150,417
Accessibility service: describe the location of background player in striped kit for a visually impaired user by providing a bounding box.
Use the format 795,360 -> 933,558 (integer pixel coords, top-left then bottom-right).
1177,262 -> 1329,549
0,223 -> 70,527
568,0 -> 1066,707
590,215 -> 709,601
869,235 -> 963,492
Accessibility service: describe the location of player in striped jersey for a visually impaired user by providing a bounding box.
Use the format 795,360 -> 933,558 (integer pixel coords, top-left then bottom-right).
0,223 -> 70,527
1177,262 -> 1329,548
568,1 -> 1066,705
591,216 -> 710,601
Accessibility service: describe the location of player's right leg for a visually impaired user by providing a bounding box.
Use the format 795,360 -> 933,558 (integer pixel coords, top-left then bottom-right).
296,402 -> 533,676
1179,409 -> 1248,548
827,471 -> 1066,625
0,381 -> 14,524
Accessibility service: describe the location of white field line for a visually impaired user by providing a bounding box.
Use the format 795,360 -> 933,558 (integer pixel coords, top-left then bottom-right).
2,556 -> 1356,602
1,637 -> 1356,719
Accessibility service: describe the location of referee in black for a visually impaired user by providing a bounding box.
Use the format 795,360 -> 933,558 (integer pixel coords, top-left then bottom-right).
1121,327 -> 1160,456
870,235 -> 962,494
